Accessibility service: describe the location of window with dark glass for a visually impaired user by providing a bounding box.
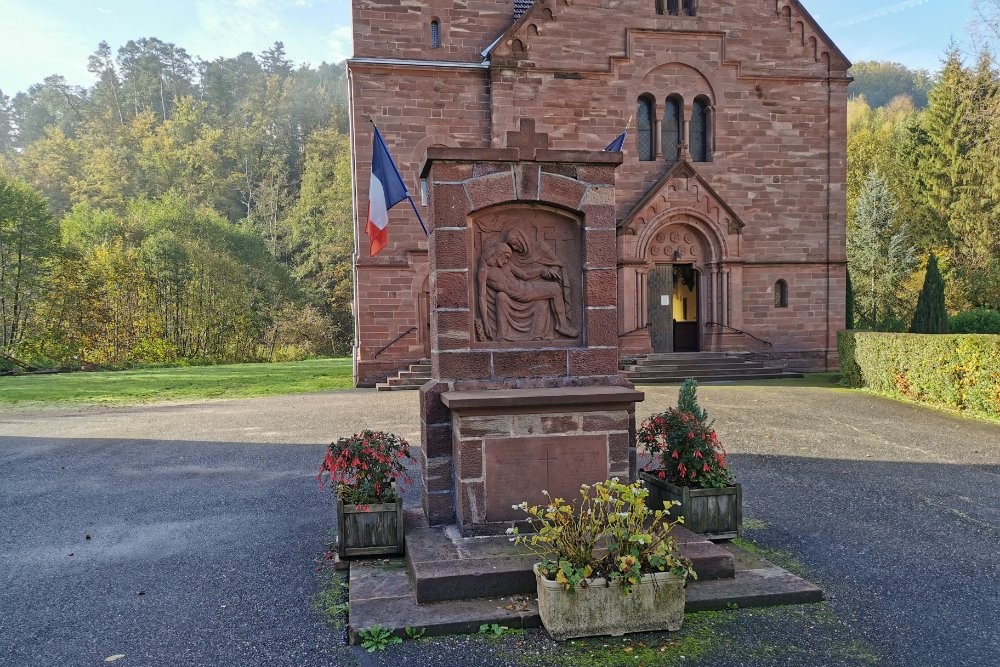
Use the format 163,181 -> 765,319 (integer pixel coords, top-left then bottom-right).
690,96 -> 709,162
775,280 -> 788,308
637,95 -> 655,161
682,0 -> 697,16
655,0 -> 665,15
662,96 -> 681,164
667,0 -> 679,15
431,20 -> 441,48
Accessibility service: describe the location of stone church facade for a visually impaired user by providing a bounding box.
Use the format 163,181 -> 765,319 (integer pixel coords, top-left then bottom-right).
348,0 -> 850,386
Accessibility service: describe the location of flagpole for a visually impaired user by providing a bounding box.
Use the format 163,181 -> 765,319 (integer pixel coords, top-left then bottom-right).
368,114 -> 428,238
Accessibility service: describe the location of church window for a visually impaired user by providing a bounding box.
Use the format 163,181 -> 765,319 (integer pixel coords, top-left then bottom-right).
667,0 -> 679,15
637,95 -> 655,162
656,0 -> 665,15
683,0 -> 697,16
431,20 -> 441,48
774,280 -> 788,308
690,96 -> 711,162
662,96 -> 682,165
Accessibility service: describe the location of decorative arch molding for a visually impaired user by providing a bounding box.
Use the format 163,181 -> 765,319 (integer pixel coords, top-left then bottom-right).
624,56 -> 722,105
636,210 -> 725,266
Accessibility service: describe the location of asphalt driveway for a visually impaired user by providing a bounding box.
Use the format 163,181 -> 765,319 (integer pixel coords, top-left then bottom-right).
1,383 -> 997,666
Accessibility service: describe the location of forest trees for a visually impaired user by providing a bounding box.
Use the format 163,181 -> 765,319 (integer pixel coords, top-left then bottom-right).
0,39 -> 354,368
846,54 -> 1000,329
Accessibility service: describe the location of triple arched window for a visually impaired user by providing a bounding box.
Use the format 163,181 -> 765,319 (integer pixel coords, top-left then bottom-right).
635,94 -> 713,163
657,0 -> 697,16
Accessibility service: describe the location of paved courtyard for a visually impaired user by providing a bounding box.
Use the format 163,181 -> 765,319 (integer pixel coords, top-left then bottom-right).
1,383 -> 997,666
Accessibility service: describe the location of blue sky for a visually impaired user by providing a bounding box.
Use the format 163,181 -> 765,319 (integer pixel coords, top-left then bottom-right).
0,0 -> 979,95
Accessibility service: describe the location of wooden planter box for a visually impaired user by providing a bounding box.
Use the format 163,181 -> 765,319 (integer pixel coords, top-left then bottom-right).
534,564 -> 685,640
336,494 -> 404,558
640,472 -> 742,540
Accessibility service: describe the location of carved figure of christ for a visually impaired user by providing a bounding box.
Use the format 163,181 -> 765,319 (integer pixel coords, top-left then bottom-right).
477,242 -> 579,340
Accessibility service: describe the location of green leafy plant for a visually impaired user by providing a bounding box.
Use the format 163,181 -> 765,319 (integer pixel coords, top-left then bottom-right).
404,626 -> 426,640
949,309 -> 1000,334
318,429 -> 414,506
358,624 -> 402,652
638,408 -> 735,489
677,378 -> 711,426
512,479 -> 695,593
479,623 -> 507,637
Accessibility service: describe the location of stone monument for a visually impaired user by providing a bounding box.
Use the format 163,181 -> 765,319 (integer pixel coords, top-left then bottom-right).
419,119 -> 643,533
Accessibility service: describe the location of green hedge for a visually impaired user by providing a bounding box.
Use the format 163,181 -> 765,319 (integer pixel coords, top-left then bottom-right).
837,330 -> 1000,419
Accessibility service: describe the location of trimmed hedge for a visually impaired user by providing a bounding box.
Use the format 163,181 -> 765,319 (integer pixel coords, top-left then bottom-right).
838,330 -> 1000,419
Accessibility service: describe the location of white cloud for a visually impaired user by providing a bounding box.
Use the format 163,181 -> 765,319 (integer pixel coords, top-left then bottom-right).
830,0 -> 931,29
327,25 -> 352,62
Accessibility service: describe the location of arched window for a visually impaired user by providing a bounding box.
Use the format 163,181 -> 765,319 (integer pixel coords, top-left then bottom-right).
690,96 -> 711,162
682,0 -> 697,16
636,95 -> 655,161
431,20 -> 441,48
774,280 -> 788,308
662,96 -> 682,165
667,0 -> 679,15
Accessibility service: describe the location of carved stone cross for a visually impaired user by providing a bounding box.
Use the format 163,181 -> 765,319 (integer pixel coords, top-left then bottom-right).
505,118 -> 550,152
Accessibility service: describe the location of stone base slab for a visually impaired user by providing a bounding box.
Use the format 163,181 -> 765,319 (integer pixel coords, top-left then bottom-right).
348,537 -> 823,643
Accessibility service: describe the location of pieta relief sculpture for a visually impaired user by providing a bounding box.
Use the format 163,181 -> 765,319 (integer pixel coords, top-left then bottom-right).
475,222 -> 580,343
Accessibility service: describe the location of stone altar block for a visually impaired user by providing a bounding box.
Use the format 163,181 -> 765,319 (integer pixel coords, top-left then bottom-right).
418,119 -> 643,532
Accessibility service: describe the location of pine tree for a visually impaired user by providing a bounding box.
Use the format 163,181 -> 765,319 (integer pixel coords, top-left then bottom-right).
917,48 -> 970,247
847,171 -> 918,329
909,254 -> 948,333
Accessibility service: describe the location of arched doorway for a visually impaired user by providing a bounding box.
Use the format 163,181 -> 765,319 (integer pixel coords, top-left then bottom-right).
647,263 -> 700,352
640,219 -> 716,353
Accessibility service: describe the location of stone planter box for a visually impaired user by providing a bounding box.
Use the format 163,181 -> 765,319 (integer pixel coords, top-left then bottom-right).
336,491 -> 404,558
534,563 -> 685,640
640,472 -> 742,540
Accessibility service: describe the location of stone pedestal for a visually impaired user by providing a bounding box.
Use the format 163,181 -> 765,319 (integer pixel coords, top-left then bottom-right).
418,119 -> 642,532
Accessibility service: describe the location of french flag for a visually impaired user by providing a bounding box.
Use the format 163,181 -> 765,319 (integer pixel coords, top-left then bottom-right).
366,126 -> 410,256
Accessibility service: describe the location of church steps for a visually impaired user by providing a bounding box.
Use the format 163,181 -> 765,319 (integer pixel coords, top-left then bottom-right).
622,352 -> 802,383
376,360 -> 431,392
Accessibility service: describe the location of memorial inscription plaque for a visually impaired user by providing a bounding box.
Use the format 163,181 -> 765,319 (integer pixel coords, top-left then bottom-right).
484,435 -> 609,522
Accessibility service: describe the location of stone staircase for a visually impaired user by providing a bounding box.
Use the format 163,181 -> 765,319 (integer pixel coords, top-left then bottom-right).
375,360 -> 431,391
621,351 -> 802,383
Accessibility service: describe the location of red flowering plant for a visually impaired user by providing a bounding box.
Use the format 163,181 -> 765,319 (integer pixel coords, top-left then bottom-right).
318,429 -> 414,506
637,408 -> 735,489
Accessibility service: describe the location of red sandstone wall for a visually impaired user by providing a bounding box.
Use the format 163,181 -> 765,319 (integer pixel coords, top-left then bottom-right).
349,0 -> 849,380
352,0 -> 513,62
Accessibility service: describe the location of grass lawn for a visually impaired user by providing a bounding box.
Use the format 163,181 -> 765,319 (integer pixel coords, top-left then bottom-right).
0,357 -> 354,406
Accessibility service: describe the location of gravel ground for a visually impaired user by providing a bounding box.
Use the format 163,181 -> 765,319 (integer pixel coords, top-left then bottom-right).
1,384 -> 997,667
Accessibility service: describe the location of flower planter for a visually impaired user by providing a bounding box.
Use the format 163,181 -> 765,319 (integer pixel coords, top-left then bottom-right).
336,494 -> 404,558
533,564 -> 686,640
640,472 -> 742,540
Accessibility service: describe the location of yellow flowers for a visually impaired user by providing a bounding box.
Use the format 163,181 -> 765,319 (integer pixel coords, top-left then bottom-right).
512,479 -> 695,593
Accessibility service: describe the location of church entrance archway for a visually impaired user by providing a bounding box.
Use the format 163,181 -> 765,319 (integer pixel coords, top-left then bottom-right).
647,263 -> 700,353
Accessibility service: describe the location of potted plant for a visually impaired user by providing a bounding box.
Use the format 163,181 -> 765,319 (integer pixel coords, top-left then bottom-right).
512,479 -> 695,640
638,379 -> 742,540
318,429 -> 414,557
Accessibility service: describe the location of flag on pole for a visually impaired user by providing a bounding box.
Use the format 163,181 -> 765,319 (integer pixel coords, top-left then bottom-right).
604,129 -> 628,152
366,126 -> 410,257
604,115 -> 633,152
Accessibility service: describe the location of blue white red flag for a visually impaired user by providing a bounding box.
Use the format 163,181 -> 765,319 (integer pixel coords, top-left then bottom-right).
604,129 -> 628,152
366,127 -> 410,256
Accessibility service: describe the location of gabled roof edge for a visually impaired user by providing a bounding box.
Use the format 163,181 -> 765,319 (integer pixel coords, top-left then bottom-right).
619,159 -> 746,231
481,1 -> 541,60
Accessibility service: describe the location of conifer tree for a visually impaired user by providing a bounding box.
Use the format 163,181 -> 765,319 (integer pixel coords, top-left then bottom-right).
677,378 -> 710,427
909,254 -> 948,333
847,171 -> 918,329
